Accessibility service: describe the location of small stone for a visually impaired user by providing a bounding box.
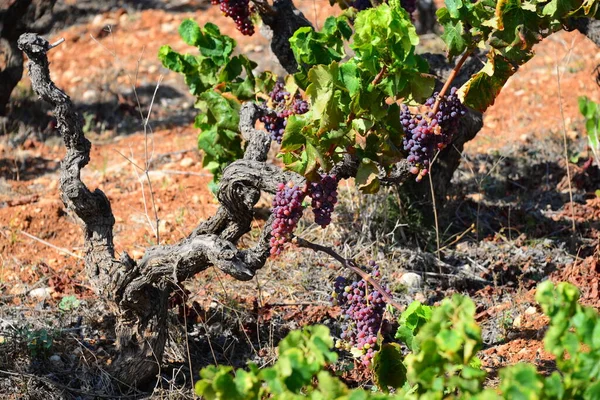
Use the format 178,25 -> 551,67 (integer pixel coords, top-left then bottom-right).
82,89 -> 99,103
513,314 -> 522,328
525,306 -> 537,315
28,287 -> 52,299
179,157 -> 194,168
400,272 -> 422,289
49,354 -> 61,363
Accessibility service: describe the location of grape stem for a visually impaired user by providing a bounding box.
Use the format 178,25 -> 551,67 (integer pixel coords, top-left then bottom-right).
431,48 -> 474,115
294,237 -> 406,311
371,65 -> 388,86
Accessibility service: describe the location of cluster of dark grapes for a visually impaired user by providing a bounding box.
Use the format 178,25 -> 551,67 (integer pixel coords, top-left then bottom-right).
332,261 -> 389,366
259,82 -> 309,144
400,0 -> 417,15
270,182 -> 306,256
210,0 -> 255,36
401,87 -> 466,182
349,0 -> 374,10
307,174 -> 339,228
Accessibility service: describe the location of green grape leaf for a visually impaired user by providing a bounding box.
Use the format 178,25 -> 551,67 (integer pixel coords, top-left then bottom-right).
178,18 -> 201,46
339,61 -> 363,97
158,45 -> 182,72
195,22 -> 235,65
396,301 -> 434,351
306,63 -> 345,133
372,343 -> 407,392
490,0 -> 542,62
460,51 -> 516,112
439,15 -> 470,58
306,142 -> 325,176
355,159 -> 380,193
540,0 -> 581,18
281,114 -> 309,152
499,364 -> 544,398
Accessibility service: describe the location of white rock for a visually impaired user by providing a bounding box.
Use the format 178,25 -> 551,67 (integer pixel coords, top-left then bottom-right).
28,287 -> 52,299
82,89 -> 99,103
179,157 -> 195,168
525,306 -> 537,315
400,272 -> 422,289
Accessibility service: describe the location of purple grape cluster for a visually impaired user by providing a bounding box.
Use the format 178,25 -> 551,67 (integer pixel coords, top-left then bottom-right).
211,0 -> 255,36
400,0 -> 417,15
270,182 -> 306,257
307,174 -> 339,228
269,81 -> 289,104
350,0 -> 373,11
332,261 -> 390,366
401,87 -> 466,182
259,82 -> 310,144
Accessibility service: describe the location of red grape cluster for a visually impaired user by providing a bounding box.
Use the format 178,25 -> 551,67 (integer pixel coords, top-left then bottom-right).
270,182 -> 306,256
211,0 -> 255,36
401,87 -> 466,182
259,82 -> 309,144
332,261 -> 390,366
307,174 -> 339,228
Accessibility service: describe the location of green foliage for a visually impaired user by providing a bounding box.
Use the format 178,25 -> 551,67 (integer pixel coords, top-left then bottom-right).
579,96 -> 600,166
58,295 -> 80,312
534,281 -> 600,398
159,19 -> 274,191
284,5 -> 433,190
194,325 -> 383,399
193,282 -> 600,399
394,301 -> 433,352
164,1 -> 599,194
401,295 -> 487,397
14,327 -> 54,358
437,0 -> 598,111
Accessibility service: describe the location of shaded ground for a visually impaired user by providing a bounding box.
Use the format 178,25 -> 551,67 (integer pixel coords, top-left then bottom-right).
0,1 -> 599,398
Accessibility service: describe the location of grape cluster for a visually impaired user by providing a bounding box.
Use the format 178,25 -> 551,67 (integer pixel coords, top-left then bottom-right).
401,87 -> 466,182
350,0 -> 373,10
307,174 -> 339,228
270,182 -> 306,256
211,0 -> 255,36
259,82 -> 310,144
332,261 -> 390,366
400,0 -> 417,15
